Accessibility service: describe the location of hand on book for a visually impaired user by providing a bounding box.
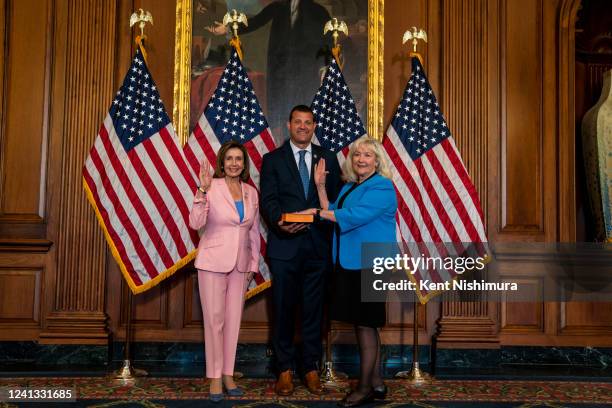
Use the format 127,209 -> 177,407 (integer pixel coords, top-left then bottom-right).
277,209 -> 318,233
295,208 -> 317,215
278,219 -> 308,233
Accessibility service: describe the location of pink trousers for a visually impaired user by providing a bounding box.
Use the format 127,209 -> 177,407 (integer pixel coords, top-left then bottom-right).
198,267 -> 248,378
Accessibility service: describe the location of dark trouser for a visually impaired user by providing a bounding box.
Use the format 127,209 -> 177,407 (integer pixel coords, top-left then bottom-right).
269,236 -> 327,373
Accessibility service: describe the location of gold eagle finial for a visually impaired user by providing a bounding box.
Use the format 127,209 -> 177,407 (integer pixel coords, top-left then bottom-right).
129,9 -> 153,38
402,27 -> 428,53
323,17 -> 348,48
222,9 -> 248,38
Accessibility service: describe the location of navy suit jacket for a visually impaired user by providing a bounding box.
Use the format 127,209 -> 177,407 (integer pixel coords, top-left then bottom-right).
260,141 -> 343,260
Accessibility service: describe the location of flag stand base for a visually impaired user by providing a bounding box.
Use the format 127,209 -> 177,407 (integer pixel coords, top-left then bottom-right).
109,359 -> 148,385
108,292 -> 147,385
320,315 -> 348,389
321,361 -> 348,387
395,362 -> 432,384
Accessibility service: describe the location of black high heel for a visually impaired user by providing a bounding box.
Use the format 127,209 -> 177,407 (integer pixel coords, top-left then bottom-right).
338,390 -> 375,407
372,384 -> 388,400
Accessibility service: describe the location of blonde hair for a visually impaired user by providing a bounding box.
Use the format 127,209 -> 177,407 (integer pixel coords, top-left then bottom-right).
342,135 -> 392,183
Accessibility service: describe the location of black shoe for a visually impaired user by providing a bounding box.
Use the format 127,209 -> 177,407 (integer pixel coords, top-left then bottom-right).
372,384 -> 388,400
338,390 -> 375,407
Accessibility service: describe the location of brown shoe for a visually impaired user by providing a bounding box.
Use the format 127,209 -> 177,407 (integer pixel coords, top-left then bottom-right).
304,370 -> 325,395
275,369 -> 294,396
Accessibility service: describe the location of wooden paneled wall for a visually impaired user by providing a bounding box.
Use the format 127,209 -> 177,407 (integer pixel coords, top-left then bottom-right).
1,0 -> 56,340
2,0 -> 612,349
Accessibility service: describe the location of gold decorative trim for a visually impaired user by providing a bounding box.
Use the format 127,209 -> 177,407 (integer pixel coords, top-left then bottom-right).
173,0 -> 384,143
173,0 -> 192,146
368,0 -> 384,141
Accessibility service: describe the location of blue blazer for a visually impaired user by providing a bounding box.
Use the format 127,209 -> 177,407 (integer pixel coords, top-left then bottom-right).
330,173 -> 398,269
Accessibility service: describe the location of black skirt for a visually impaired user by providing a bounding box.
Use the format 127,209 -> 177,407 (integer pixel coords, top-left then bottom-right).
329,264 -> 386,328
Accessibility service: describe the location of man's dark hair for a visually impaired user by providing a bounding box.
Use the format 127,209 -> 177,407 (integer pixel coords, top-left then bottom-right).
288,105 -> 315,122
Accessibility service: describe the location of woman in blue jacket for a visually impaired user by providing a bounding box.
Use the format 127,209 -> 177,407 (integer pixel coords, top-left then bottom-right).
311,136 -> 397,406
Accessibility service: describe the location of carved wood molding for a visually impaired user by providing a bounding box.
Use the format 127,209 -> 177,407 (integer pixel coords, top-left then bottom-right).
435,301 -> 500,347
39,311 -> 109,345
435,0 -> 499,347
435,316 -> 500,347
0,238 -> 52,252
558,0 -> 582,242
39,0 -> 122,342
441,0 -> 488,221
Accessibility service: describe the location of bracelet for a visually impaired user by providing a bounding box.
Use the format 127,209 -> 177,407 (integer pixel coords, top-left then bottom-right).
197,186 -> 207,194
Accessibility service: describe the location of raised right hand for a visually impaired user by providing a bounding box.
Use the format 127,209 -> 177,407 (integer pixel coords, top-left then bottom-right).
199,160 -> 212,192
314,159 -> 328,187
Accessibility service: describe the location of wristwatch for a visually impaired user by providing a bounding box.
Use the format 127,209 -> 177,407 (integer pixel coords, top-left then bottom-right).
197,186 -> 207,194
315,208 -> 321,221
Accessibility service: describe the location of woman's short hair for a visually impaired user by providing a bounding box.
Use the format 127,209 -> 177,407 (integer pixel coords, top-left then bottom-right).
342,135 -> 393,182
213,140 -> 250,182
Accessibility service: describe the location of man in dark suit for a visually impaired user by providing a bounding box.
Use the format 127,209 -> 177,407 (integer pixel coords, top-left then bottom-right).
260,105 -> 342,396
208,0 -> 332,141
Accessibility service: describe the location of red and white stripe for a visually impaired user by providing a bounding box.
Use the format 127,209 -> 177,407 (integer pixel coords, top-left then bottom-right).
383,124 -> 488,302
83,115 -> 197,293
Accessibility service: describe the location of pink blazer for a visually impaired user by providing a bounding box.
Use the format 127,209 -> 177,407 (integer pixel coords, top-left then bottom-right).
189,178 -> 260,273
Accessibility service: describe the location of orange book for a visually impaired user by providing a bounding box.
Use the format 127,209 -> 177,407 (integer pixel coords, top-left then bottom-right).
281,213 -> 314,223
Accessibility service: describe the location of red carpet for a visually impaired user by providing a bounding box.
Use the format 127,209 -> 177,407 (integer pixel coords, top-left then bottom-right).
1,377 -> 612,404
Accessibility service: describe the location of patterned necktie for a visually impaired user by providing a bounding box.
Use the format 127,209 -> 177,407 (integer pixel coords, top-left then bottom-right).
298,150 -> 309,198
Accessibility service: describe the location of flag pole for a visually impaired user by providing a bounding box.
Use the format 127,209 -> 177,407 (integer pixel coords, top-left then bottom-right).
394,300 -> 432,383
220,9 -> 249,379
110,291 -> 148,384
108,10 -> 155,385
394,28 -> 433,384
319,17 -> 350,388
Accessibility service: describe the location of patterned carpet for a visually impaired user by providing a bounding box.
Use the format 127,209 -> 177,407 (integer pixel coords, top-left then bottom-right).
1,377 -> 612,407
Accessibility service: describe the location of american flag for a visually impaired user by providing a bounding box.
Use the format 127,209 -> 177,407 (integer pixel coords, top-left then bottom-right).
83,48 -> 198,294
382,57 -> 488,304
183,49 -> 276,299
311,57 -> 366,163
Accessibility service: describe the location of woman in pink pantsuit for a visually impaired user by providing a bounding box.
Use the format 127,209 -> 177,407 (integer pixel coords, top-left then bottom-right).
189,141 -> 260,401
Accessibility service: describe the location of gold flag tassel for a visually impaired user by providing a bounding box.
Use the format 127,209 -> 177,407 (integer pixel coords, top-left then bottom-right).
409,51 -> 424,66
135,35 -> 148,63
331,44 -> 344,71
229,36 -> 243,61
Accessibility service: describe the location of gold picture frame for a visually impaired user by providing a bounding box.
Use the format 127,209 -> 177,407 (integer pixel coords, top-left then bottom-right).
173,0 -> 383,145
